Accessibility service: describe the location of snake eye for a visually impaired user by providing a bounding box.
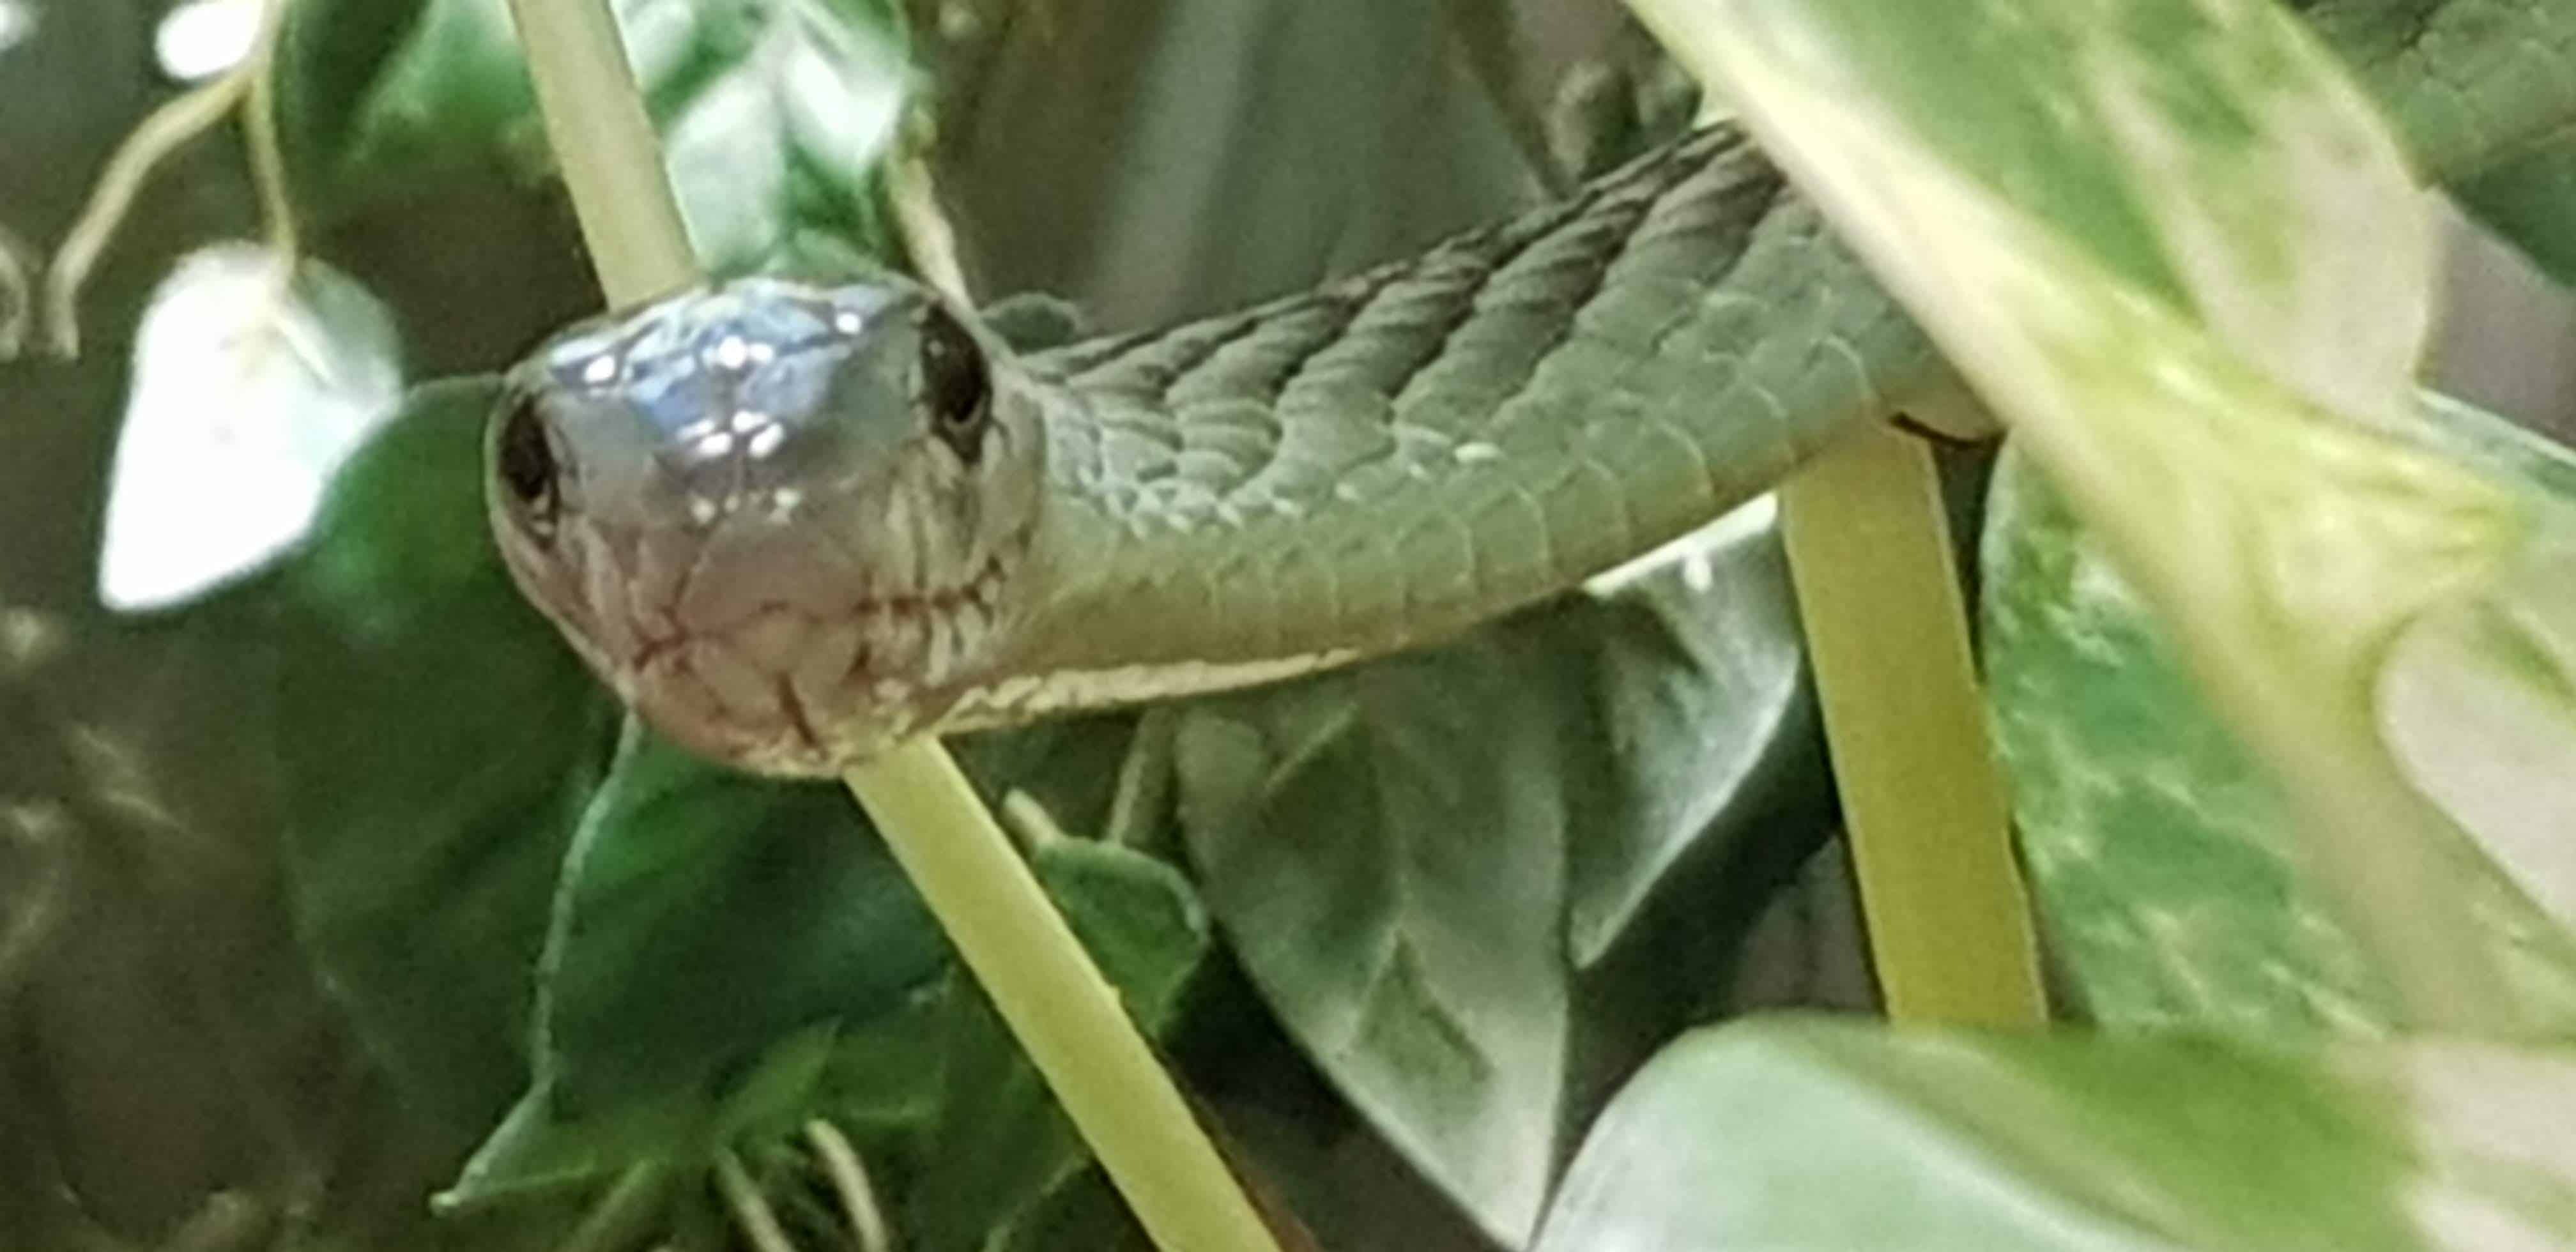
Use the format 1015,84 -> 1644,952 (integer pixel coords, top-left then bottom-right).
496,392 -> 562,537
917,305 -> 990,463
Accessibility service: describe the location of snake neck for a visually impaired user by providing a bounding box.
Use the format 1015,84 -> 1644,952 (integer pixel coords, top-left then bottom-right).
935,126 -> 1942,733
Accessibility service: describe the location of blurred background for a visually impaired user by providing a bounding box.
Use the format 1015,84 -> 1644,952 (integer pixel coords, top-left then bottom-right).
1,1 -> 2570,1249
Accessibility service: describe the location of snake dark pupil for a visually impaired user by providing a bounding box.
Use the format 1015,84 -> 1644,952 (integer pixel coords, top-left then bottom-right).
498,399 -> 558,517
919,308 -> 989,461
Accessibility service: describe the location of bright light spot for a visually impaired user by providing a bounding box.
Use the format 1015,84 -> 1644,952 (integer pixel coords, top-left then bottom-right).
0,3 -> 36,57
155,0 -> 261,82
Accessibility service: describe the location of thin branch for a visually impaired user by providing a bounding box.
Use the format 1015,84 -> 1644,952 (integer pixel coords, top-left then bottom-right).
712,1150 -> 799,1252
241,0 -> 298,289
554,1163 -> 670,1252
0,218 -> 33,360
804,1120 -> 893,1252
887,142 -> 971,303
42,73 -> 252,356
999,790 -> 1070,853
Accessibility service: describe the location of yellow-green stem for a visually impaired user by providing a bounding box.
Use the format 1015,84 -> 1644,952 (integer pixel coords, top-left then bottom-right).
503,0 -> 697,306
848,741 -> 1282,1252
1780,425 -> 2047,1027
500,5 -> 1280,1248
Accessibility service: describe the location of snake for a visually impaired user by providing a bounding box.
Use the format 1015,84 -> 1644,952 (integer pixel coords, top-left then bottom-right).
486,124 -> 1947,775
482,0 -> 2572,778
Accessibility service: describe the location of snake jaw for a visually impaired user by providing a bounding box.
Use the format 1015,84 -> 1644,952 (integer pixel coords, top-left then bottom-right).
611,528 -> 1032,774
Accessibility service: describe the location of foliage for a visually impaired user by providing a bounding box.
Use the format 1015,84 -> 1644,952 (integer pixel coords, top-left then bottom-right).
6,0 -> 2576,1248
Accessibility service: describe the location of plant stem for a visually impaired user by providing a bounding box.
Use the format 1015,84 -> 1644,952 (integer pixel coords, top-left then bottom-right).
1780,424 -> 2047,1027
556,1163 -> 671,1252
847,741 -> 1282,1252
243,0 -> 295,263
712,1150 -> 797,1252
0,194 -> 33,360
503,0 -> 698,306
499,5 -> 1281,1247
43,58 -> 256,355
803,1121 -> 892,1252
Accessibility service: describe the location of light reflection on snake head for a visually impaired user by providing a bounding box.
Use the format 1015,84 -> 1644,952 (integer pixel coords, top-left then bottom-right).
486,274 -> 1043,774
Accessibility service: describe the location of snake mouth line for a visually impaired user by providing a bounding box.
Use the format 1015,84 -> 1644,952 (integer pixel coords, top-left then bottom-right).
606,537 -> 1026,772
622,548 -> 1016,678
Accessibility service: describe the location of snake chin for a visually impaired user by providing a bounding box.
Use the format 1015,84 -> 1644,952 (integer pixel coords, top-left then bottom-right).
615,537 -> 1027,775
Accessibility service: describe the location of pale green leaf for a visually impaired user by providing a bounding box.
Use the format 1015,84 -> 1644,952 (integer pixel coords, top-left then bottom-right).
1982,441 -> 2576,1034
1533,1016 -> 2576,1250
1636,0 -> 2555,1031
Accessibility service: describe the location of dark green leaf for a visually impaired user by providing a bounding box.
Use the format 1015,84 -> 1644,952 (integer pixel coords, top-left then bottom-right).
279,377 -> 618,1125
296,0 -> 910,271
1167,506 -> 1832,1245
1174,627 -> 1575,1247
1033,837 -> 1210,1034
1563,504 -> 1822,968
441,1026 -> 838,1210
503,710 -> 1138,1214
535,723 -> 946,1111
1535,1016 -> 2576,1250
999,1169 -> 1156,1252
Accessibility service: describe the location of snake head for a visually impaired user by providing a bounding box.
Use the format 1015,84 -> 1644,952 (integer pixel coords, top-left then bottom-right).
486,274 -> 1044,775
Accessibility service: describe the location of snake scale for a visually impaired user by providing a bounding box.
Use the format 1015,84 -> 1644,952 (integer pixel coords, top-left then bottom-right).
486,122 -> 1945,774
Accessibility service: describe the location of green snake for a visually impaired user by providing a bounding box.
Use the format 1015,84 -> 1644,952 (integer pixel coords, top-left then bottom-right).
484,7 -> 2571,776
488,125 -> 1937,774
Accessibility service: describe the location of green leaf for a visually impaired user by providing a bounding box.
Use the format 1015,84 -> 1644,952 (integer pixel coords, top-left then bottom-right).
298,0 -> 910,271
2369,397 -> 2576,935
1032,837 -> 1211,1034
482,710 -> 1136,1214
100,245 -> 404,611
535,723 -> 946,1111
1165,505 -> 1830,1244
1642,0 -> 2557,1030
279,377 -> 618,1124
1981,439 -> 2576,1034
467,786 -> 1204,1248
1174,627 -> 1574,1247
906,837 -> 1209,1252
1535,1016 -> 2576,1249
1565,501 -> 1822,969
441,1025 -> 838,1210
1652,0 -> 2433,423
